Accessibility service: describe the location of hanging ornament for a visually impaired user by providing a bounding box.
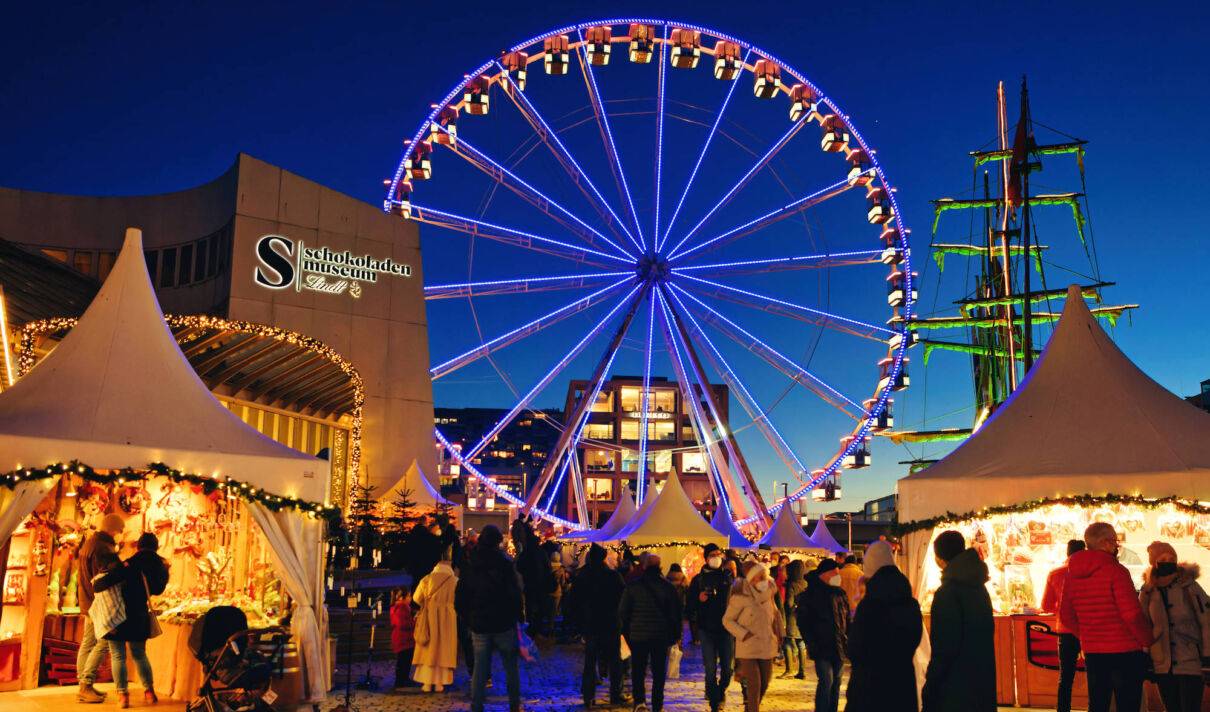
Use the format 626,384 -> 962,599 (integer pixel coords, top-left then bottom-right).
118,486 -> 150,515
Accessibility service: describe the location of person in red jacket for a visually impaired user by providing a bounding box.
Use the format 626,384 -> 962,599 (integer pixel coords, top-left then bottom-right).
1041,539 -> 1086,712
1059,522 -> 1153,712
390,586 -> 421,690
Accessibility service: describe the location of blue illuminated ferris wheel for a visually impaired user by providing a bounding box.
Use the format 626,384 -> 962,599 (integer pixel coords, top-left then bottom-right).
385,18 -> 915,531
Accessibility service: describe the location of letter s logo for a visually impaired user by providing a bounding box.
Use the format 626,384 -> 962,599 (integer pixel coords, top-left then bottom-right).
254,235 -> 295,289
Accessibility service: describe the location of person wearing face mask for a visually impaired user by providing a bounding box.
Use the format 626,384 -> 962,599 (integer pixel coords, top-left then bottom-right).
921,530 -> 995,712
1139,540 -> 1210,712
796,558 -> 849,712
687,544 -> 734,712
723,561 -> 784,712
1060,522 -> 1153,712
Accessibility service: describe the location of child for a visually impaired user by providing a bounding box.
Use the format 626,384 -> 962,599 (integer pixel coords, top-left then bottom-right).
390,586 -> 420,690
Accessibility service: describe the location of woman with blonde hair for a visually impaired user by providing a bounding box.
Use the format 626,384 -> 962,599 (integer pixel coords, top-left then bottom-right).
723,560 -> 784,712
411,546 -> 459,692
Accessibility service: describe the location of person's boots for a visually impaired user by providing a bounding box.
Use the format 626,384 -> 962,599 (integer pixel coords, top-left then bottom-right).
116,691 -> 130,709
144,689 -> 159,704
76,683 -> 105,704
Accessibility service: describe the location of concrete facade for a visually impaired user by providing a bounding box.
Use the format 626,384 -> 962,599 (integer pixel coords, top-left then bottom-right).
0,153 -> 435,497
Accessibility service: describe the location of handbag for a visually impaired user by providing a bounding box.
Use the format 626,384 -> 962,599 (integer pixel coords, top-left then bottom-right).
142,573 -> 163,639
89,574 -> 126,639
414,574 -> 451,647
667,644 -> 683,679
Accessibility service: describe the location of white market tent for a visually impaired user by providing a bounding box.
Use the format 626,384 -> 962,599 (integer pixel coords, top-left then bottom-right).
897,285 -> 1210,588
607,471 -> 725,547
572,481 -> 637,542
0,229 -> 330,700
377,459 -> 454,509
809,518 -> 847,554
710,505 -> 753,549
756,502 -> 820,551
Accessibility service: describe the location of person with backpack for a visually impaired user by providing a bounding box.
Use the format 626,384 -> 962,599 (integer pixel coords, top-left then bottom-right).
618,554 -> 682,712
455,525 -> 524,712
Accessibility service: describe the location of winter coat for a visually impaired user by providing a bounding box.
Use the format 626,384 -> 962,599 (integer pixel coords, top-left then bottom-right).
839,563 -> 863,611
77,531 -> 119,613
846,566 -> 923,712
1059,549 -> 1152,653
667,571 -> 689,613
455,546 -> 523,634
93,550 -> 168,642
618,567 -> 683,645
390,600 -> 416,653
1040,563 -> 1071,632
796,571 -> 849,662
723,579 -> 784,660
568,558 -> 625,636
922,548 -> 996,712
412,562 -> 458,669
782,561 -> 807,640
1139,565 -> 1210,675
686,566 -> 733,635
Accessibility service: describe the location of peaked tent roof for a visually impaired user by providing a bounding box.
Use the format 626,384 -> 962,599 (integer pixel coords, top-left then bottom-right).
809,518 -> 847,553
606,471 -> 725,547
756,503 -> 820,551
0,229 -> 325,502
899,285 -> 1210,522
574,481 -> 638,542
378,459 -> 453,508
711,506 -> 753,549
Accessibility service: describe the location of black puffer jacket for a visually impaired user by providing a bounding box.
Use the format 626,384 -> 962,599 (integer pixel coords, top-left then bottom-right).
454,545 -> 524,634
922,548 -> 996,712
686,565 -> 733,635
569,548 -> 625,636
846,566 -> 924,712
796,570 -> 849,661
618,566 -> 683,645
783,560 -> 808,639
94,550 -> 169,642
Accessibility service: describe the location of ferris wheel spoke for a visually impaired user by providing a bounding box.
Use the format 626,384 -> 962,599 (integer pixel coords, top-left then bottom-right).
635,291 -> 657,505
671,284 -> 866,418
678,273 -> 892,341
658,48 -> 752,252
656,287 -> 771,527
672,250 -> 883,277
654,289 -> 751,522
410,204 -> 631,268
430,276 -> 635,381
433,129 -> 636,260
494,62 -> 644,254
670,174 -> 866,262
462,283 -> 645,462
663,286 -> 813,488
425,270 -> 633,300
664,116 -> 810,258
525,285 -> 646,515
576,29 -> 646,248
651,26 -> 669,251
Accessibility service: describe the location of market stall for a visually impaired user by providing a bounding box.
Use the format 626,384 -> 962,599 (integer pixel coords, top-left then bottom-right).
897,285 -> 1210,707
0,230 -> 334,701
709,506 -> 752,550
808,518 -> 847,554
600,472 -> 724,574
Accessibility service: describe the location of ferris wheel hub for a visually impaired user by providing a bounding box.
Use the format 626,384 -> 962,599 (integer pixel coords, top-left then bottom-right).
636,251 -> 671,283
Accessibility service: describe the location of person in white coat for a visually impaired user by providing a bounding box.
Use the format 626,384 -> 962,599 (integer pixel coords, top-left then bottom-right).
411,547 -> 459,692
723,561 -> 785,712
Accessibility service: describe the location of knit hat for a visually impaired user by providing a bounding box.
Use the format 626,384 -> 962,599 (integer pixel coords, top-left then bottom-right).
815,558 -> 839,575
863,540 -> 895,577
703,543 -> 721,557
1147,540 -> 1178,566
745,561 -> 768,581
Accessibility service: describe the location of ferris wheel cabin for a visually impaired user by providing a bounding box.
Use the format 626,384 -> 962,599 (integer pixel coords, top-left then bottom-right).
886,270 -> 917,307
544,35 -> 570,75
628,24 -> 656,63
879,227 -> 905,265
404,141 -> 432,181
670,28 -> 702,69
866,397 -> 894,431
789,84 -> 817,122
713,40 -> 742,80
878,356 -> 910,392
502,51 -> 528,90
866,186 -> 894,224
463,76 -> 491,115
430,106 -> 458,147
584,26 -> 612,65
847,149 -> 873,187
820,114 -> 850,152
752,59 -> 780,99
840,435 -> 872,469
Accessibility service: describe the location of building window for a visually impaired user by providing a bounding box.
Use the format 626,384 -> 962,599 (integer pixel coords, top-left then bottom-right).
651,389 -> 676,413
619,387 -> 642,411
650,450 -> 672,474
620,420 -> 640,441
591,391 -> 614,413
585,450 -> 615,473
586,478 -> 614,501
682,451 -> 707,474
651,421 -> 675,441
195,238 -> 209,281
681,425 -> 697,443
621,449 -> 640,472
584,423 -> 613,440
179,244 -> 194,285
144,250 -> 159,285
73,251 -> 93,276
160,247 -> 177,288
98,251 -> 116,281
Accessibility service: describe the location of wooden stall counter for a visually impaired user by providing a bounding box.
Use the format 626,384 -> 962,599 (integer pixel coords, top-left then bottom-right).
1010,613 -> 1089,710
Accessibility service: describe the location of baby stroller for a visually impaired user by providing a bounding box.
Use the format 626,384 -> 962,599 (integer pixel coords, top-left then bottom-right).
186,606 -> 290,712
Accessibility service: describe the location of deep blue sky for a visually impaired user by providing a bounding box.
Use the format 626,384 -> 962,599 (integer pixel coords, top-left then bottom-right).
3,1 -> 1208,512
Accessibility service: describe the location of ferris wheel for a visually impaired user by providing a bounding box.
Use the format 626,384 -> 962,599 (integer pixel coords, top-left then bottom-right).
385,18 -> 915,531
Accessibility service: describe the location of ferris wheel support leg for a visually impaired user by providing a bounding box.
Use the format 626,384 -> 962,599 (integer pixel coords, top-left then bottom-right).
523,286 -> 649,511
495,64 -> 642,254
654,291 -> 739,521
660,286 -> 772,529
568,455 -> 591,529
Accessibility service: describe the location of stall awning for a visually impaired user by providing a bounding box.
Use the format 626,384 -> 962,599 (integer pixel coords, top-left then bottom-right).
606,471 -> 725,547
0,229 -> 326,503
898,284 -> 1210,523
756,503 -> 820,551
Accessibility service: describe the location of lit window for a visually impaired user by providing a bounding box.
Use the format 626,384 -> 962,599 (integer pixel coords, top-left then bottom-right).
586,478 -> 614,501
619,387 -> 642,411
682,451 -> 706,474
585,423 -> 613,440
591,391 -> 614,413
620,420 -> 640,440
585,450 -> 615,472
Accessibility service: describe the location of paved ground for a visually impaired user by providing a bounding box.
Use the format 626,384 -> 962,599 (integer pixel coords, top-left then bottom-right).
325,635 -> 839,712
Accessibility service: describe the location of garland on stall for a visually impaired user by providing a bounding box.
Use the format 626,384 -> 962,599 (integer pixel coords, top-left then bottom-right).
891,493 -> 1210,537
0,460 -> 341,523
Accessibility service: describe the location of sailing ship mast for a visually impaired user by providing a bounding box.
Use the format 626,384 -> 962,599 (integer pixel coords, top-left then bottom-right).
881,79 -> 1137,464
